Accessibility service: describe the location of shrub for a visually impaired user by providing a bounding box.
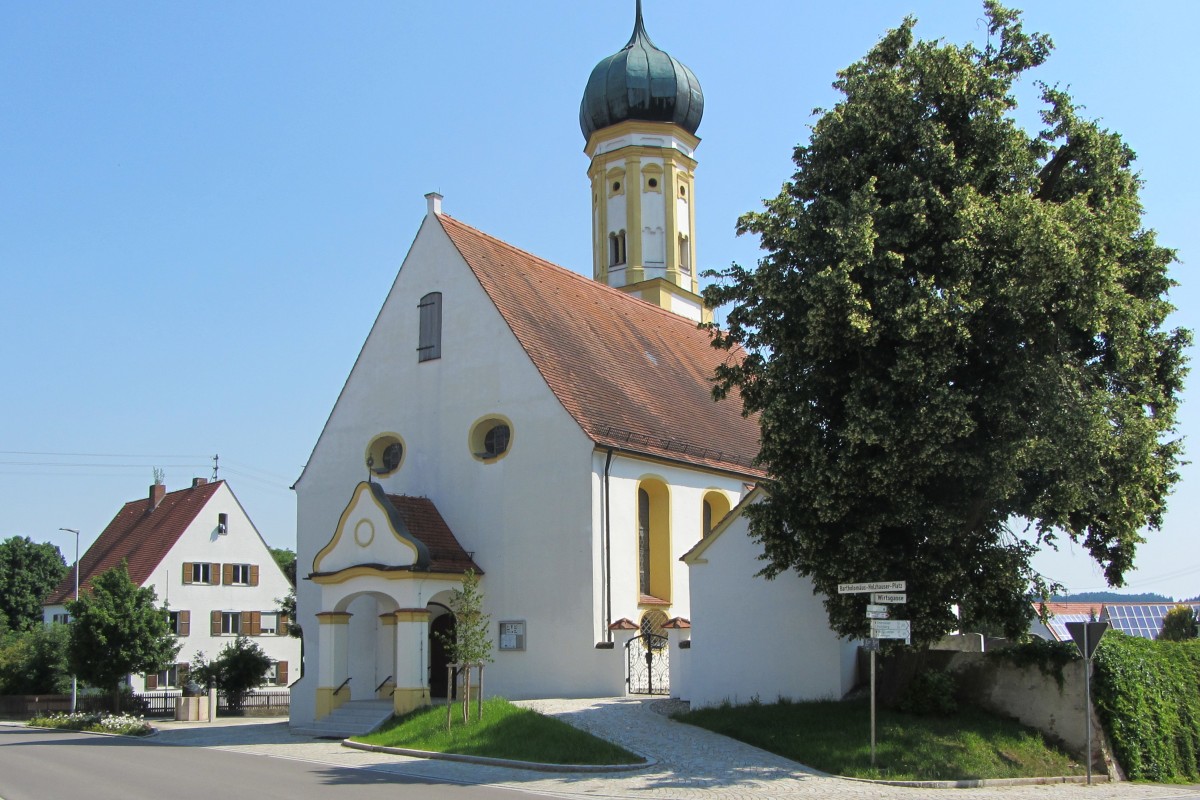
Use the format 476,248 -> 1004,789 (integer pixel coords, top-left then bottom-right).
896,669 -> 958,716
1092,632 -> 1200,782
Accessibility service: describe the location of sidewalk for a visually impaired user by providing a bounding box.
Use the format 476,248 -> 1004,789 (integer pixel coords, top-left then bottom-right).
150,698 -> 1200,799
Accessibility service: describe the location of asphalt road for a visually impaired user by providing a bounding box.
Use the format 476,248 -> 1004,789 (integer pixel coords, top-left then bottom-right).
0,727 -> 549,800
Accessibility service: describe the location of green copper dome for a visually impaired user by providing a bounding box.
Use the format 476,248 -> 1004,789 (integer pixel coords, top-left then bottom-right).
579,1 -> 704,140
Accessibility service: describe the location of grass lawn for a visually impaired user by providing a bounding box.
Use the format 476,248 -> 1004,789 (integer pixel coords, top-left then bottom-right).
352,697 -> 643,766
674,698 -> 1085,781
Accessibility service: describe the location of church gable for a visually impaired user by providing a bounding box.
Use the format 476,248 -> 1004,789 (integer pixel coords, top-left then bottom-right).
313,481 -> 430,575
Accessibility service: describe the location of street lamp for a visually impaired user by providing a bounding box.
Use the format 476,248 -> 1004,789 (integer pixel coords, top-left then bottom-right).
58,528 -> 80,714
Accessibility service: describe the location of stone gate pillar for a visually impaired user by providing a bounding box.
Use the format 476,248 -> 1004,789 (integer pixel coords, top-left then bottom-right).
377,612 -> 398,699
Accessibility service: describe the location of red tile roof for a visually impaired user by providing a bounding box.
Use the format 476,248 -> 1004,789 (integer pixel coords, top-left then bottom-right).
438,214 -> 764,478
44,481 -> 224,605
385,494 -> 482,575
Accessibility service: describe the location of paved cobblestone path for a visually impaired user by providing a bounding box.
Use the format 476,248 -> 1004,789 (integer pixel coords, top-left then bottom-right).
145,698 -> 1200,800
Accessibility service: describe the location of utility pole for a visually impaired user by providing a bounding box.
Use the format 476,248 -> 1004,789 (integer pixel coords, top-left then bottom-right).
58,528 -> 80,714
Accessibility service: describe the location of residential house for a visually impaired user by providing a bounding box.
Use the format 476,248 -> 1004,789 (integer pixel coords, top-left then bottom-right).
43,479 -> 299,692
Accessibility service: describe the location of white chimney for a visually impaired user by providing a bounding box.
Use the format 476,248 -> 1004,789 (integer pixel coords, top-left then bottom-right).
425,192 -> 443,217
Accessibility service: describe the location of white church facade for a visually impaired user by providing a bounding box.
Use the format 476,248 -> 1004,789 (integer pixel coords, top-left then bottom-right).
291,3 -> 788,728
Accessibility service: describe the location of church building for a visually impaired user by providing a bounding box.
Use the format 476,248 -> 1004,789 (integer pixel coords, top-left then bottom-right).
290,2 -> 764,729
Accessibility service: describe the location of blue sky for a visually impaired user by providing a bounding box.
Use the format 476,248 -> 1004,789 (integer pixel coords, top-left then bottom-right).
3,2 -> 1198,600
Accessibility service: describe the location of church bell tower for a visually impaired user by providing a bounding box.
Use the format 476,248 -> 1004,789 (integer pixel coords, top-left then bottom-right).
579,1 -> 708,323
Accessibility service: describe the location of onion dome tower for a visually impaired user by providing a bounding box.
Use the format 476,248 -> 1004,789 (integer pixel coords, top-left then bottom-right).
580,1 -> 708,322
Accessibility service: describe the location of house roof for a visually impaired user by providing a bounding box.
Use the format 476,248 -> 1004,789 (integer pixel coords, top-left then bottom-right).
438,214 -> 764,478
44,480 -> 224,605
385,494 -> 482,575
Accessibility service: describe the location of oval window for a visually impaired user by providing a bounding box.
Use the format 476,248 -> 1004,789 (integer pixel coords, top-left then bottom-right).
366,434 -> 405,476
470,416 -> 514,463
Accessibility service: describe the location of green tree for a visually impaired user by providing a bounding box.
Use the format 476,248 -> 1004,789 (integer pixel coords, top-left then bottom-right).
66,562 -> 179,710
436,570 -> 492,724
1159,606 -> 1197,642
0,624 -> 71,695
703,3 -> 1189,646
269,547 -> 296,585
0,536 -> 67,632
190,636 -> 272,715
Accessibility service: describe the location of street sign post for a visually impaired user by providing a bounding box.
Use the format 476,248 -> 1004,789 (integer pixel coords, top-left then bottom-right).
1065,621 -> 1110,785
839,579 -> 907,767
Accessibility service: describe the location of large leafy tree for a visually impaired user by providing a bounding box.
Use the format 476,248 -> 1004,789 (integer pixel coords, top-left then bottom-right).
0,624 -> 71,695
0,536 -> 67,632
66,562 -> 179,710
704,3 -> 1189,645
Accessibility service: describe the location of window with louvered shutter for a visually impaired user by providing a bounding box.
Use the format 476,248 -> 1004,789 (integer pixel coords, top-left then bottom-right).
276,661 -> 288,686
211,563 -> 222,585
210,610 -> 222,636
179,610 -> 190,636
223,563 -> 234,585
146,672 -> 158,690
182,563 -> 194,584
418,292 -> 442,362
278,614 -> 289,637
249,564 -> 259,586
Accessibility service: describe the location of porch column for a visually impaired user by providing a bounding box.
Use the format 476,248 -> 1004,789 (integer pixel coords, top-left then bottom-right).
315,611 -> 352,719
377,612 -> 398,699
392,608 -> 432,715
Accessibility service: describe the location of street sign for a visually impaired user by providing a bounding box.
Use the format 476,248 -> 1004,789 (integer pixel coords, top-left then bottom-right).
866,604 -> 888,614
870,619 -> 911,639
838,580 -> 906,594
1065,621 -> 1110,660
866,610 -> 889,620
871,592 -> 906,604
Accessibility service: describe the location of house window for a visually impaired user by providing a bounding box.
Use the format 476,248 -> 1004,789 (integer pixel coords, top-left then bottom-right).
186,562 -> 214,585
51,613 -> 70,625
155,665 -> 179,688
266,660 -> 289,686
222,612 -> 241,635
418,291 -> 442,362
260,612 -> 279,636
221,563 -> 258,586
168,610 -> 191,636
636,479 -> 671,602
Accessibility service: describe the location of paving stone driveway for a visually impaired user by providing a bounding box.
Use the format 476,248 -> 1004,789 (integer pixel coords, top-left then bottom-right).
150,697 -> 1200,800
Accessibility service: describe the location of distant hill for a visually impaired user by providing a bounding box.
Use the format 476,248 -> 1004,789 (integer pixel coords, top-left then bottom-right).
1052,591 -> 1176,604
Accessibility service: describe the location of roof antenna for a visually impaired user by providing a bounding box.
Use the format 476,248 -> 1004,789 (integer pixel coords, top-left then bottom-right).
212,454 -> 219,482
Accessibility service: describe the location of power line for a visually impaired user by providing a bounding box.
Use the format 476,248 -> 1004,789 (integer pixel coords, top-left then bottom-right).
0,450 -> 212,458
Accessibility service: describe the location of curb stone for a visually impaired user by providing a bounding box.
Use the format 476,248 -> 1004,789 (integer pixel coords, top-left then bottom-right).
341,738 -> 656,773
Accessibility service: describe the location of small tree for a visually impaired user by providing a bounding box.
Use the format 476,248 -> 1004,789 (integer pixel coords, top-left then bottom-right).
66,562 -> 179,711
1159,606 -> 1197,642
191,636 -> 272,715
437,570 -> 492,726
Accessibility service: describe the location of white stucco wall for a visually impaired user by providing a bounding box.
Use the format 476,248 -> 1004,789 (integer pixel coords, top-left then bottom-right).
684,503 -> 857,708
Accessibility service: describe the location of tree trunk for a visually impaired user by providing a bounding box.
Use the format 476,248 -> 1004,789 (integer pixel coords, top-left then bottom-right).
477,665 -> 484,721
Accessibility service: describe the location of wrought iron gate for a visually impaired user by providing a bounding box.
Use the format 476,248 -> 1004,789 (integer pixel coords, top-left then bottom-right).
625,632 -> 669,695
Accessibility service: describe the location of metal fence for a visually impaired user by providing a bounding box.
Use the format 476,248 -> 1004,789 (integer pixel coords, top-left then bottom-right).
2,690 -> 290,719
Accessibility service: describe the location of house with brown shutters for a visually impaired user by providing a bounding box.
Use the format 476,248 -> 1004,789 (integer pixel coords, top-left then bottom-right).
43,478 -> 299,693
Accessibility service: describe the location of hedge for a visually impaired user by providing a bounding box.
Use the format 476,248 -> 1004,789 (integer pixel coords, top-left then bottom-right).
1092,632 -> 1200,782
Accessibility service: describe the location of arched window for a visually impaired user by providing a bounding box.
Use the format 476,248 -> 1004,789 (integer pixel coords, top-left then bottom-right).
637,480 -> 671,602
610,230 -> 627,266
702,490 -> 731,537
679,234 -> 691,273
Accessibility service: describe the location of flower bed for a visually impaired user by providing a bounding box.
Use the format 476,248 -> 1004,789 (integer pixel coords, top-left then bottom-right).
28,711 -> 153,736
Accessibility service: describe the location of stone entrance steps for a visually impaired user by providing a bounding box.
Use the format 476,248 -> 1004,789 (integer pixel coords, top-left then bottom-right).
292,698 -> 394,739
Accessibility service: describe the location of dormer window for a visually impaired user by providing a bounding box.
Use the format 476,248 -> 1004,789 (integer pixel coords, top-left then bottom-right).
418,292 -> 442,362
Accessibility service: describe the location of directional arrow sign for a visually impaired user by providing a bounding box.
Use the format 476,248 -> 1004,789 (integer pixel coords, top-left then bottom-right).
866,610 -> 889,620
866,604 -> 888,614
871,619 -> 911,640
871,593 -> 906,604
838,581 -> 906,594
